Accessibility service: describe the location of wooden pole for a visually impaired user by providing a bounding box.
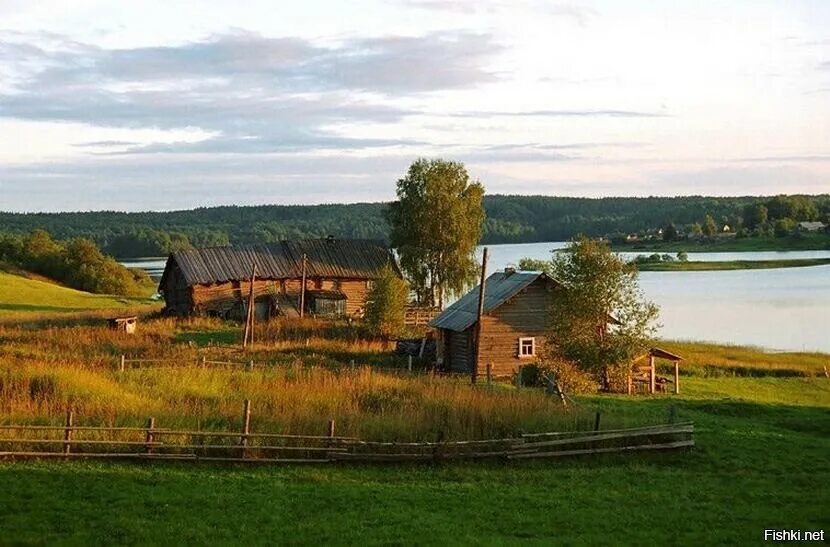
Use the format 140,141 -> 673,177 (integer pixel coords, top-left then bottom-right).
408,354 -> 412,372
649,354 -> 656,394
674,360 -> 680,394
627,372 -> 633,395
240,400 -> 251,457
594,411 -> 601,431
63,410 -> 73,455
486,362 -> 492,385
327,419 -> 336,438
120,354 -> 125,372
248,263 -> 256,346
145,417 -> 155,454
299,253 -> 307,318
472,247 -> 489,385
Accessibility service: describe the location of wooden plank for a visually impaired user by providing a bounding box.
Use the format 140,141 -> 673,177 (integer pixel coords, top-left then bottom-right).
520,422 -> 694,439
515,425 -> 694,451
150,430 -> 357,441
152,444 -> 345,452
508,440 -> 695,460
0,439 -> 165,446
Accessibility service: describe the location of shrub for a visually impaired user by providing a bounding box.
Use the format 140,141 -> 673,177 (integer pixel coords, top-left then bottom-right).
364,265 -> 409,339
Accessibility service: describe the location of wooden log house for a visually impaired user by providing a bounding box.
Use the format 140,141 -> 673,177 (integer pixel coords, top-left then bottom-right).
158,238 -> 399,320
430,269 -> 558,378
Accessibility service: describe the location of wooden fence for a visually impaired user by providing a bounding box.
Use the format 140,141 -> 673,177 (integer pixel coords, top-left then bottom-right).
404,306 -> 440,327
0,403 -> 694,464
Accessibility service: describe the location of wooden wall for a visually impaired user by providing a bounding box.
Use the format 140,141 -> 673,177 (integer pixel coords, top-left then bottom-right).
477,278 -> 555,377
160,264 -> 194,316
446,328 -> 473,373
438,277 -> 556,377
171,276 -> 373,319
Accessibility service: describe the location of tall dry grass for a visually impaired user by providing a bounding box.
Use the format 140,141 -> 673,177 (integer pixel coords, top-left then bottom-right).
0,314 -> 608,441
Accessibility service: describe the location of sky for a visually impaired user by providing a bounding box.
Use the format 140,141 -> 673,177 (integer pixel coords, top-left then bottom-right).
0,0 -> 828,212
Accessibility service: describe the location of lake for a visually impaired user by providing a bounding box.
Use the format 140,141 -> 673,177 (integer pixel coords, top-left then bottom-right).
122,242 -> 830,352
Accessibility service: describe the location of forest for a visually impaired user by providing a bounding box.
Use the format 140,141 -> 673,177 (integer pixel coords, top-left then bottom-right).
0,194 -> 827,257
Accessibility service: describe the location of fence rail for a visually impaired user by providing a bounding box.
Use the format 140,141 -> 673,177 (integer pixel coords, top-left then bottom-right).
0,403 -> 694,464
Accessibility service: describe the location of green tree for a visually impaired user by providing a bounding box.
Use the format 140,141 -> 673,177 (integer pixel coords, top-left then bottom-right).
543,237 -> 659,391
364,265 -> 410,339
662,223 -> 678,241
773,218 -> 796,237
689,223 -> 703,237
387,158 -> 485,308
743,203 -> 768,228
702,214 -> 718,237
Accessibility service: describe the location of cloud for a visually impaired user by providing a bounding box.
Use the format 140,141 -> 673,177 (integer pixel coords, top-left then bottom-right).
0,29 -> 501,154
446,109 -> 668,118
733,155 -> 830,163
404,1 -> 597,25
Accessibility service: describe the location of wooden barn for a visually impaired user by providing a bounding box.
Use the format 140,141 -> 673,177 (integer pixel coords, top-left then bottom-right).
430,269 -> 558,378
158,238 -> 398,320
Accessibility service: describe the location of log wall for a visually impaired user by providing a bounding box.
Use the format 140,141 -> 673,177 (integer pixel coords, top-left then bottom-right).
477,279 -> 555,377
174,277 -> 373,319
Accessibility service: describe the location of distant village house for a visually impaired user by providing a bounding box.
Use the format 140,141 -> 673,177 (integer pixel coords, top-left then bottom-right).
158,238 -> 398,320
797,221 -> 826,232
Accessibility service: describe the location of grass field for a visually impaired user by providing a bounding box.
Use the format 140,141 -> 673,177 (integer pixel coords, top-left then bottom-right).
0,309 -> 827,544
635,258 -> 830,271
0,270 -> 158,315
612,232 -> 830,252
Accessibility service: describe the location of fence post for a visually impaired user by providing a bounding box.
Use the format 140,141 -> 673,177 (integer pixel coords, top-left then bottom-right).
145,417 -> 155,454
120,354 -> 125,372
594,411 -> 601,431
517,366 -> 523,388
486,362 -> 492,385
201,356 -> 206,368
408,355 -> 412,372
240,399 -> 251,458
248,360 -> 254,372
63,410 -> 73,455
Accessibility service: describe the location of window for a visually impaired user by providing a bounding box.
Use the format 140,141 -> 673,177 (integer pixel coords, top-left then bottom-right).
518,337 -> 536,358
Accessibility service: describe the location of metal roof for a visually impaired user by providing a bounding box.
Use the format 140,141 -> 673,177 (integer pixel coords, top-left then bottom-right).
159,239 -> 395,287
429,271 -> 553,332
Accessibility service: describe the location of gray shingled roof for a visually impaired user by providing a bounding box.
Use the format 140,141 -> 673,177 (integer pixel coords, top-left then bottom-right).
430,271 -> 553,332
159,239 -> 395,287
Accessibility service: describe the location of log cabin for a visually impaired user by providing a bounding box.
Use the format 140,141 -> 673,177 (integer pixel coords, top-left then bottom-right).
430,269 -> 558,378
158,238 -> 399,320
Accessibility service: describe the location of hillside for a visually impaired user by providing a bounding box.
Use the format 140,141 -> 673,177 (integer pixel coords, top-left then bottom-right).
2,194 -> 827,257
0,270 -> 156,314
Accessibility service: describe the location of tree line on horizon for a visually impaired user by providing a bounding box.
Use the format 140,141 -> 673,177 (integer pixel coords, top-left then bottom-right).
0,194 -> 827,258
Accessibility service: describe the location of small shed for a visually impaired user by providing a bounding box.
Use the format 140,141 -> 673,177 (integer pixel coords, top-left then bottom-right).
628,347 -> 683,395
430,270 -> 558,379
108,316 -> 137,334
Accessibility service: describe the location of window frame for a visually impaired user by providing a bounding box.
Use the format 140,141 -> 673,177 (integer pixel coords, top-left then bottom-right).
518,336 -> 536,358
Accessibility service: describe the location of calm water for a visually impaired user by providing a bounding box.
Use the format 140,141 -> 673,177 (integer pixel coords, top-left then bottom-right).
122,242 -> 830,352
478,242 -> 830,352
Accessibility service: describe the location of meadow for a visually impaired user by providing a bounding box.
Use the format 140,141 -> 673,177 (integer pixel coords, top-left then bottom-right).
635,257 -> 830,271
0,302 -> 827,543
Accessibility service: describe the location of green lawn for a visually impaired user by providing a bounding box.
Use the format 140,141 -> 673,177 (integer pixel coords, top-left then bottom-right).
0,271 -> 156,315
612,232 -> 830,252
1,376 -> 827,545
635,258 -> 830,271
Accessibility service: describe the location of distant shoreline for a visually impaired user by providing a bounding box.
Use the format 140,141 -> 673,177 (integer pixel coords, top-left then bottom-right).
610,233 -> 830,253
635,258 -> 830,272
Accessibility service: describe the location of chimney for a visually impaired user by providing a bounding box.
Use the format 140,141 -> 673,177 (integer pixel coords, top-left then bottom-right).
504,266 -> 516,276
